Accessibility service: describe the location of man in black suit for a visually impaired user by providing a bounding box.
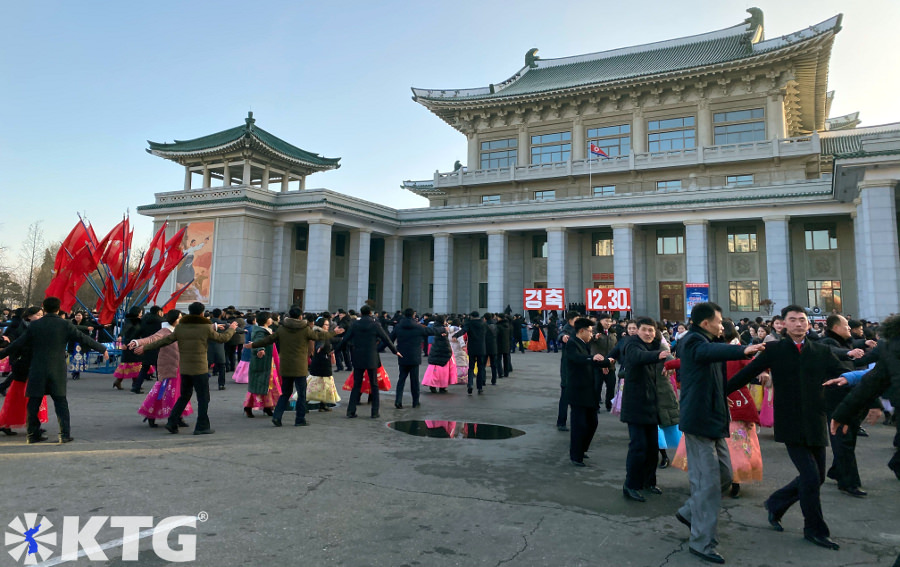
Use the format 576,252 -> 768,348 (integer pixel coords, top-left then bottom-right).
511,314 -> 525,353
338,305 -> 400,418
0,297 -> 108,443
728,305 -> 847,551
484,313 -> 499,385
453,311 -> 487,395
390,308 -> 437,408
564,317 -> 610,466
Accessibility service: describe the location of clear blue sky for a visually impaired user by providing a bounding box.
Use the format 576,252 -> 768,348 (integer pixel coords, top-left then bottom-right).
1,0 -> 897,263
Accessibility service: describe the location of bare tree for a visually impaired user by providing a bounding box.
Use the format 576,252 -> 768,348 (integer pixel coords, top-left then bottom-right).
18,221 -> 45,305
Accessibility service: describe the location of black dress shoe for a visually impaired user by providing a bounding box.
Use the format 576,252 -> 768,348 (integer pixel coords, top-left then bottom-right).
59,436 -> 74,443
839,486 -> 867,498
764,502 -> 784,532
477,389 -> 483,395
346,413 -> 357,418
394,402 -> 403,409
429,387 -> 437,393
557,425 -> 569,432
438,388 -> 447,393
658,456 -> 670,469
192,429 -> 215,435
371,413 -> 380,419
467,389 -> 473,395
177,419 -> 189,428
218,385 -> 226,391
412,402 -> 420,408
271,418 -> 282,427
675,512 -> 691,529
857,426 -> 868,437
623,487 -> 645,502
27,436 -> 49,444
0,427 -> 17,436
131,389 -> 144,394
295,420 -> 308,426
571,460 -> 586,467
646,485 -> 663,495
164,423 -> 179,434
689,547 -> 725,564
804,534 -> 839,550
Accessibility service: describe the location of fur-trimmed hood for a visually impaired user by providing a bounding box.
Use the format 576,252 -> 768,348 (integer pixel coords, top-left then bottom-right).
180,314 -> 211,325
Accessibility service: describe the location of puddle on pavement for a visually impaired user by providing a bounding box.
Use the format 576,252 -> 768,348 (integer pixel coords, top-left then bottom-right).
387,420 -> 525,440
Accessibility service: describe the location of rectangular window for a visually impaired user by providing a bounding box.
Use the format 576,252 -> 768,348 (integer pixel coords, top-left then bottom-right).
480,138 -> 517,169
804,226 -> 838,250
482,194 -> 500,204
531,131 -> 571,164
648,116 -> 695,152
478,237 -> 488,260
591,232 -> 614,256
726,174 -> 754,187
729,281 -> 760,311
478,283 -> 488,309
657,180 -> 682,192
335,233 -> 347,257
593,185 -> 615,197
587,124 -> 631,157
656,234 -> 684,255
428,284 -> 434,308
532,234 -> 548,258
808,280 -> 842,312
534,190 -> 555,201
714,108 -> 766,144
727,230 -> 758,253
294,225 -> 308,251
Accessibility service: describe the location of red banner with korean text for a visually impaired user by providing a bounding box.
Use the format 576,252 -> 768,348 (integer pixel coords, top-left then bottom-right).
523,288 -> 566,311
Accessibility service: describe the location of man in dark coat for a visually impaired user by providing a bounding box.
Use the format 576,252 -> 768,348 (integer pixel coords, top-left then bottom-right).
0,297 -> 108,443
338,305 -> 400,418
224,311 -> 246,372
390,308 -> 437,409
495,314 -> 512,377
133,305 -> 163,394
728,305 -> 847,551
511,314 -> 525,353
564,317 -> 611,466
589,313 -> 618,412
818,314 -> 868,497
675,302 -> 763,564
453,311 -> 487,394
484,313 -> 499,385
618,317 -> 670,503
557,311 -> 578,431
207,308 -> 228,390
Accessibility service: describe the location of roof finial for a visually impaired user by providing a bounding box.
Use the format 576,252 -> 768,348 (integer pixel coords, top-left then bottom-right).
525,48 -> 540,69
744,8 -> 764,41
246,111 -> 255,127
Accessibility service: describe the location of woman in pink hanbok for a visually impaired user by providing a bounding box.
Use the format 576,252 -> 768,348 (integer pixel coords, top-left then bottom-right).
448,320 -> 469,382
422,316 -> 456,393
132,310 -> 192,428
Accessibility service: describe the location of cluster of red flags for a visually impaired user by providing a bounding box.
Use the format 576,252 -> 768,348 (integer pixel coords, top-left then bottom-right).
44,216 -> 189,324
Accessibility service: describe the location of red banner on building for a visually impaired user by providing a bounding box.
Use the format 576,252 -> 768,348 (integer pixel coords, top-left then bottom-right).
585,287 -> 632,311
523,288 -> 566,311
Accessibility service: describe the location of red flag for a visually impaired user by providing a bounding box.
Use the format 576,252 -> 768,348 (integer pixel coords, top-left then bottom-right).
161,281 -> 192,312
54,222 -> 88,272
96,276 -> 119,325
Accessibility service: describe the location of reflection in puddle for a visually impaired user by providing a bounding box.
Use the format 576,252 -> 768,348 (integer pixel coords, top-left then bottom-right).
387,420 -> 525,440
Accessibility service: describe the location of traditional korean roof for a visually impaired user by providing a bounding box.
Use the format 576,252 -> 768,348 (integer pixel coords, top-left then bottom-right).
825,112 -> 861,131
412,10 -> 841,133
401,180 -> 445,198
147,112 -> 341,172
819,123 -> 900,157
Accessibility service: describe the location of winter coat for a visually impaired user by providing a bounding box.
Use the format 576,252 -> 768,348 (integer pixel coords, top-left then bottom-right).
337,316 -> 398,369
484,322 -> 498,355
495,319 -> 511,353
677,326 -> 749,439
427,326 -> 453,366
619,335 -> 665,425
558,323 -> 576,387
309,347 -> 333,377
139,312 -> 164,365
453,318 -> 487,356
0,313 -> 107,397
227,318 -> 247,346
120,317 -> 143,363
207,318 -> 227,364
250,317 -> 334,377
728,337 -> 846,447
134,326 -> 178,380
142,315 -> 234,375
248,326 -> 274,395
565,336 -> 609,407
390,316 -> 435,365
833,318 -> 900,424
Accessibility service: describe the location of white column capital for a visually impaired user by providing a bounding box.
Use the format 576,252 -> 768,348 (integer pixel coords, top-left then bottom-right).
273,221 -> 285,228
307,219 -> 334,227
355,227 -> 373,234
486,229 -> 506,236
683,219 -> 709,226
762,215 -> 791,223
546,226 -> 567,233
858,179 -> 899,191
433,232 -> 452,238
611,223 -> 635,230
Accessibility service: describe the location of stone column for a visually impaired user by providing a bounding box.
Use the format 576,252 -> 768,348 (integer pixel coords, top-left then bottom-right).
433,233 -> 454,313
281,172 -> 290,192
223,162 -> 231,187
382,236 -> 403,313
299,176 -> 306,190
202,165 -> 211,188
697,99 -> 712,147
242,161 -> 251,185
261,165 -> 270,191
857,182 -> 900,318
612,224 -> 635,292
851,208 -> 871,318
547,227 -> 567,294
684,220 -> 710,284
467,132 -> 479,170
631,108 -> 646,153
572,117 -> 585,160
763,216 -> 793,313
269,222 -> 290,310
487,230 -> 507,313
305,220 -> 333,313
183,167 -> 192,191
347,228 -> 372,311
517,125 -> 529,166
767,91 -> 786,139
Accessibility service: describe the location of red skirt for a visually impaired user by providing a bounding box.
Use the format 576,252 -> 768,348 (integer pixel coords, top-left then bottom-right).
342,366 -> 391,393
0,381 -> 48,429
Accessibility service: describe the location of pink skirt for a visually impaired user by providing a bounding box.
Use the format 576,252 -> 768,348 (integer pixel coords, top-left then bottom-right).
422,359 -> 458,388
0,381 -> 48,429
138,374 -> 193,420
113,362 -> 143,380
243,364 -> 282,410
232,361 -> 250,383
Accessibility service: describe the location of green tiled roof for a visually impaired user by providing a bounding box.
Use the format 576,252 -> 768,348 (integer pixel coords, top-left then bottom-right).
147,112 -> 340,170
820,123 -> 900,156
412,13 -> 841,103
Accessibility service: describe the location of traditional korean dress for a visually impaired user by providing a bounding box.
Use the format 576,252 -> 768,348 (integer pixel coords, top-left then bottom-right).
113,316 -> 143,384
307,347 -> 340,406
527,326 -> 547,352
422,326 -> 457,389
448,325 -> 469,380
232,324 -> 255,383
136,326 -> 193,422
244,327 -> 282,411
342,364 -> 391,394
0,347 -> 48,431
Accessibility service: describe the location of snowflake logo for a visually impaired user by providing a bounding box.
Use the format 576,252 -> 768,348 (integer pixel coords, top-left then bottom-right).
6,514 -> 57,565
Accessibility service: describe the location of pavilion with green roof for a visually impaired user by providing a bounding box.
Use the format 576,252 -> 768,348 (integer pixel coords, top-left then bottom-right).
147,112 -> 340,192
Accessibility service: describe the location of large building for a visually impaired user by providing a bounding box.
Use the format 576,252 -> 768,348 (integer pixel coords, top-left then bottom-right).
139,9 -> 900,321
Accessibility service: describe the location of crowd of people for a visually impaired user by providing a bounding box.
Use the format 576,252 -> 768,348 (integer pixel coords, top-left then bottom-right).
1,297 -> 899,564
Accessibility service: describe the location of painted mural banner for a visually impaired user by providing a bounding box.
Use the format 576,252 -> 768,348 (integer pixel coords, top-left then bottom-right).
685,283 -> 709,313
585,287 -> 632,311
175,221 -> 215,304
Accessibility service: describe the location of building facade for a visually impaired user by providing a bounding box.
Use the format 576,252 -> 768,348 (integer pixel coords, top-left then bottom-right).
139,10 -> 900,321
